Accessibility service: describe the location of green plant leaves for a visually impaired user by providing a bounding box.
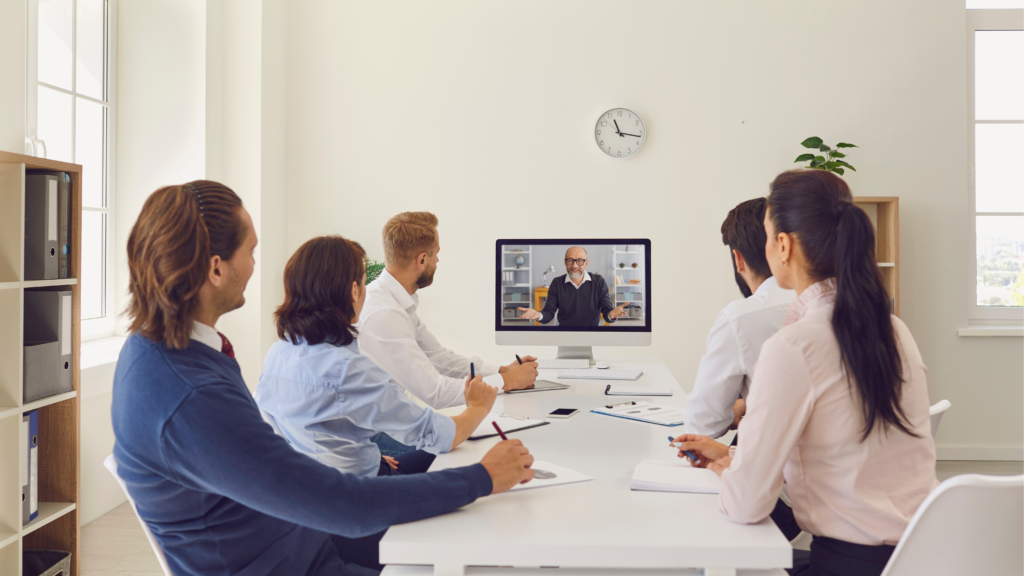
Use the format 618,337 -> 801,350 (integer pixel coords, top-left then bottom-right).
835,160 -> 857,171
836,142 -> 858,148
814,156 -> 826,162
801,136 -> 824,148
832,151 -> 846,158
819,145 -> 831,152
834,167 -> 845,175
795,153 -> 816,162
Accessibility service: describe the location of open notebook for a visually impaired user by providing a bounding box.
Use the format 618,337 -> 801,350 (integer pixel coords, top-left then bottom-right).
631,459 -> 722,494
469,414 -> 549,440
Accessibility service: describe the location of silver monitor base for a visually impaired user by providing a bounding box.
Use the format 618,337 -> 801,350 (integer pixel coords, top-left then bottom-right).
556,346 -> 594,365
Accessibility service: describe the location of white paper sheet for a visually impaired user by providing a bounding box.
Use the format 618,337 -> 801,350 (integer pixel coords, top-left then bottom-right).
508,460 -> 594,492
631,459 -> 722,494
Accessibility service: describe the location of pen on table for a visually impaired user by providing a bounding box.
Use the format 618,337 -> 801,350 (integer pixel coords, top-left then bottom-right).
515,354 -> 522,365
470,362 -> 475,380
492,421 -> 509,441
668,436 -> 699,463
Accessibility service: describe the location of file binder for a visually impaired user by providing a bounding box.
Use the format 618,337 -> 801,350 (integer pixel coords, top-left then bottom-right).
24,289 -> 73,402
58,172 -> 70,278
23,410 -> 39,525
25,173 -> 62,280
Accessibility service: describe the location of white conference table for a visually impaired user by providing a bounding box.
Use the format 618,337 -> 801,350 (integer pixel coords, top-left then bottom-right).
380,359 -> 792,576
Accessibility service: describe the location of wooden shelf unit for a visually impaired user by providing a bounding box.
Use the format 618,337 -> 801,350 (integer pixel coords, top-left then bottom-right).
853,196 -> 900,317
0,150 -> 82,576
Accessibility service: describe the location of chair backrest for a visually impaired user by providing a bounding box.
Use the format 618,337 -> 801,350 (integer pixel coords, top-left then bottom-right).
929,399 -> 951,440
880,474 -> 1023,576
103,454 -> 175,576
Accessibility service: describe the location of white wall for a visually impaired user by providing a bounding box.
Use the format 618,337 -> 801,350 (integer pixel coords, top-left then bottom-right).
0,0 -> 26,152
284,0 -> 1023,459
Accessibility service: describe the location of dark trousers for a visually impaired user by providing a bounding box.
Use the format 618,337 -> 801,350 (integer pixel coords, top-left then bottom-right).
732,431 -> 803,541
789,536 -> 895,576
377,449 -> 436,476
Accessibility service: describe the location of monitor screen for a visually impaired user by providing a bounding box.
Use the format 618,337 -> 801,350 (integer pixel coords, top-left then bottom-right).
495,239 -> 651,332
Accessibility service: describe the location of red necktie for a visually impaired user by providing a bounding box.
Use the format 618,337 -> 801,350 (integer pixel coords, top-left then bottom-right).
218,332 -> 235,359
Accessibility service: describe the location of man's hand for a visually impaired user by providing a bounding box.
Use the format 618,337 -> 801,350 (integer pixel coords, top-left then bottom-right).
729,398 -> 746,431
499,355 -> 537,375
500,359 -> 538,391
608,302 -> 630,320
464,374 -> 498,413
669,434 -> 730,469
517,307 -> 542,320
382,455 -> 399,470
480,439 -> 535,493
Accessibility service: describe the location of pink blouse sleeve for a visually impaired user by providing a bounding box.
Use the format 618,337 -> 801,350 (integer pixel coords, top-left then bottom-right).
718,334 -> 816,524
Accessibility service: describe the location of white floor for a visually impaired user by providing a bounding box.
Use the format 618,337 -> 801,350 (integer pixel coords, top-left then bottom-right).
81,461 -> 1024,575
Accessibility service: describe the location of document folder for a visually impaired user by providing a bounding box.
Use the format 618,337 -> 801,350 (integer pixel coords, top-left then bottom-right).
25,173 -> 62,280
23,410 -> 39,525
24,289 -> 73,402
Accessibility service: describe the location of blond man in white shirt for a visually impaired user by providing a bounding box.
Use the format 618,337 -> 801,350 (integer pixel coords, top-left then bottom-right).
357,212 -> 539,410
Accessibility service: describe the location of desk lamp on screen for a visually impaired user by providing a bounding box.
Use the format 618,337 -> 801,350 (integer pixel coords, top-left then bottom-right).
495,239 -> 652,364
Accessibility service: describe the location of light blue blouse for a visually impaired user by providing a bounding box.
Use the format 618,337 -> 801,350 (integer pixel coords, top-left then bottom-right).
255,338 -> 456,477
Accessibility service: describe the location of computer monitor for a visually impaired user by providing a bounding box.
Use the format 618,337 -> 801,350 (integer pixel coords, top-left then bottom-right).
495,239 -> 651,362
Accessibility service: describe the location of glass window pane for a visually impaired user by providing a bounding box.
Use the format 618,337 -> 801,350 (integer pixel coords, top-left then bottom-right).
977,215 -> 1024,307
976,31 -> 1024,121
76,0 -> 106,101
81,211 -> 105,320
975,124 -> 1024,213
38,0 -> 73,91
967,0 -> 1024,7
76,98 -> 105,208
37,86 -> 73,163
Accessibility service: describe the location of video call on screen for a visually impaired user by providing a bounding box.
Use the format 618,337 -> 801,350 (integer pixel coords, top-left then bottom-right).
498,242 -> 649,328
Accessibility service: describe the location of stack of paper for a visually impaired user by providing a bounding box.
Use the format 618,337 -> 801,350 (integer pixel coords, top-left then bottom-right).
605,384 -> 673,396
631,460 -> 722,494
508,460 -> 593,492
469,414 -> 549,440
590,401 -> 686,426
560,369 -> 643,381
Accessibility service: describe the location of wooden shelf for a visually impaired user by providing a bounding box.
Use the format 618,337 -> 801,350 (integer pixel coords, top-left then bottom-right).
21,502 -> 76,536
0,532 -> 16,549
0,391 -> 78,421
0,282 -> 18,291
854,196 -> 900,316
24,278 -> 78,288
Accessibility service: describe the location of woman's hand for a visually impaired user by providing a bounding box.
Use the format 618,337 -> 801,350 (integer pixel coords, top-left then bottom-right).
669,434 -> 731,468
707,456 -> 733,477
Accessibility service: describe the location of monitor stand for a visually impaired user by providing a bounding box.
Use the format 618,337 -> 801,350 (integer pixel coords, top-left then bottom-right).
556,346 -> 595,365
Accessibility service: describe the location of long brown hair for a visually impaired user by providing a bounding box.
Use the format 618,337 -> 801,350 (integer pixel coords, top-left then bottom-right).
125,181 -> 245,349
767,170 -> 915,440
275,235 -> 366,347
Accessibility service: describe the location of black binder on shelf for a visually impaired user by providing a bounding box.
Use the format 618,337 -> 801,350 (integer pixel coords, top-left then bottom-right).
24,289 -> 73,402
25,173 -> 65,280
22,410 -> 39,526
27,170 -> 72,279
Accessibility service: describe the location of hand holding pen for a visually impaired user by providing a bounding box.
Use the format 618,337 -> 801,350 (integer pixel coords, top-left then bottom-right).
668,434 -> 731,469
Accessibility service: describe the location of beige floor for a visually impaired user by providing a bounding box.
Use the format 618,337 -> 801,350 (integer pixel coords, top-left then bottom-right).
82,461 -> 1024,575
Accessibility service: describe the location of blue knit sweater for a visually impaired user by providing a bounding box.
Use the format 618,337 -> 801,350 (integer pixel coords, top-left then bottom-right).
111,333 -> 492,576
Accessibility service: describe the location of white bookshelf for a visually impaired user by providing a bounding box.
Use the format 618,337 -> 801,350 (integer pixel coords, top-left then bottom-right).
500,246 -> 533,325
0,151 -> 83,576
611,247 -> 645,323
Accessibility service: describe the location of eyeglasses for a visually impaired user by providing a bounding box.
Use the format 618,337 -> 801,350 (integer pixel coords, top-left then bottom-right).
564,258 -> 588,266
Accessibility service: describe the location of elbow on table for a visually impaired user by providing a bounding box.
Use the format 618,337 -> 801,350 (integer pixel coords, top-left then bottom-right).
720,494 -> 774,525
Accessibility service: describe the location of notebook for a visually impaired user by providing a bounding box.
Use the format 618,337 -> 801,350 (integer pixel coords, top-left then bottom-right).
469,414 -> 550,440
605,384 -> 673,396
631,459 -> 722,494
590,401 -> 686,427
508,460 -> 593,492
559,369 -> 643,381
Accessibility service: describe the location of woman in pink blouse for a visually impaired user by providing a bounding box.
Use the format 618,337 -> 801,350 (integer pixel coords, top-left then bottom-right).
673,170 -> 938,576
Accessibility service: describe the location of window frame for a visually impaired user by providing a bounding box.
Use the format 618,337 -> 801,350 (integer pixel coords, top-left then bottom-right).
967,8 -> 1024,323
26,0 -> 118,340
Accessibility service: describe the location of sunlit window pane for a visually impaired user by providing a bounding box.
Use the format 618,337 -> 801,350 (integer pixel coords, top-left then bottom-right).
76,98 -> 106,208
976,31 -> 1024,120
81,211 -> 105,319
976,124 -> 1024,213
967,0 -> 1024,7
37,86 -> 73,163
977,215 -> 1024,307
38,0 -> 73,91
76,0 -> 106,101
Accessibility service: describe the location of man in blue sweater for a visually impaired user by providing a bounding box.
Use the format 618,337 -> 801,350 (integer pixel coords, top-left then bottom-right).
112,181 -> 535,576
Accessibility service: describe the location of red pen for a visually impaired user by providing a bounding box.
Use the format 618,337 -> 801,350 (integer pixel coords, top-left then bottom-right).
492,421 -> 509,440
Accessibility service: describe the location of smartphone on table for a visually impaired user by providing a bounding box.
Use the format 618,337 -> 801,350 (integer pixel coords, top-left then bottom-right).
548,408 -> 578,419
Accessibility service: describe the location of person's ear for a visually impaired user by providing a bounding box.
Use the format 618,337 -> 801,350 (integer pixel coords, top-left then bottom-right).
207,255 -> 224,287
732,249 -> 746,274
778,232 -> 793,265
352,280 -> 360,305
416,253 -> 427,271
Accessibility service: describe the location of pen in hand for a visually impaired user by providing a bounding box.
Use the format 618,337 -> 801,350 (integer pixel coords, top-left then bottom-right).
515,354 -> 522,365
492,421 -> 509,441
470,362 -> 475,380
668,436 -> 699,464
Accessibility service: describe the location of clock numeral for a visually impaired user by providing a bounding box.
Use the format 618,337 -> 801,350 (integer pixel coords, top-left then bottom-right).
636,120 -> 640,126
597,130 -> 601,135
599,140 -> 604,146
607,147 -> 611,153
617,150 -> 622,156
637,140 -> 641,145
617,111 -> 622,117
601,121 -> 607,127
628,148 -> 631,154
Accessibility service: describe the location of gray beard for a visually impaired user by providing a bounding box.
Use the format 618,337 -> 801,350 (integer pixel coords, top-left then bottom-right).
569,271 -> 583,280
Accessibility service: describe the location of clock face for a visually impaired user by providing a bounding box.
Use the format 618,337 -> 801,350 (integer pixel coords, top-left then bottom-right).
595,108 -> 645,159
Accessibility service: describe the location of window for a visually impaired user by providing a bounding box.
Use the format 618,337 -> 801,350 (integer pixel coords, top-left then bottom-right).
967,6 -> 1024,322
27,0 -> 117,339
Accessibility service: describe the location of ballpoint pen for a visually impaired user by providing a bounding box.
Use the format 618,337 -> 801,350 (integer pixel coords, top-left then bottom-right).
492,421 -> 509,441
515,354 -> 522,365
668,436 -> 699,463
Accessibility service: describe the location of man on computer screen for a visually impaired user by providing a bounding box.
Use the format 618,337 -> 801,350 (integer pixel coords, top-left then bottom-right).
517,246 -> 630,326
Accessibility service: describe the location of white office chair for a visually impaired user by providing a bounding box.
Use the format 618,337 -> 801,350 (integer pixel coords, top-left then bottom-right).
103,454 -> 175,576
929,399 -> 951,440
880,473 -> 1023,576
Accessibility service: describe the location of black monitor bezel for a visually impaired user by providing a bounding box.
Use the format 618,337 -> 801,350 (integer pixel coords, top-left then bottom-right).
495,239 -> 652,333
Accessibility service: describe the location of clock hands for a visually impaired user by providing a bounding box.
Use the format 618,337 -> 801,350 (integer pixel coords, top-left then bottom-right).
620,132 -> 642,138
613,120 -> 641,138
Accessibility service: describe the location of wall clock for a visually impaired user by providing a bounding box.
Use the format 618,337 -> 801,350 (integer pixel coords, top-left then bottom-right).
594,108 -> 646,159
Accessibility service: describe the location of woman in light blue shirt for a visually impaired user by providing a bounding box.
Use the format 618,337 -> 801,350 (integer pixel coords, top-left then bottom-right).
255,235 -> 497,478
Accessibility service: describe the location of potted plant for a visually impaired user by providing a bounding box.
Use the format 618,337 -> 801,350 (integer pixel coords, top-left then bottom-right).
794,137 -> 857,175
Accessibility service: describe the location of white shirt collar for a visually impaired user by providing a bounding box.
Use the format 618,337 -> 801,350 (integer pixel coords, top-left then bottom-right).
564,271 -> 591,289
190,321 -> 223,352
377,268 -> 419,313
752,275 -> 779,297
